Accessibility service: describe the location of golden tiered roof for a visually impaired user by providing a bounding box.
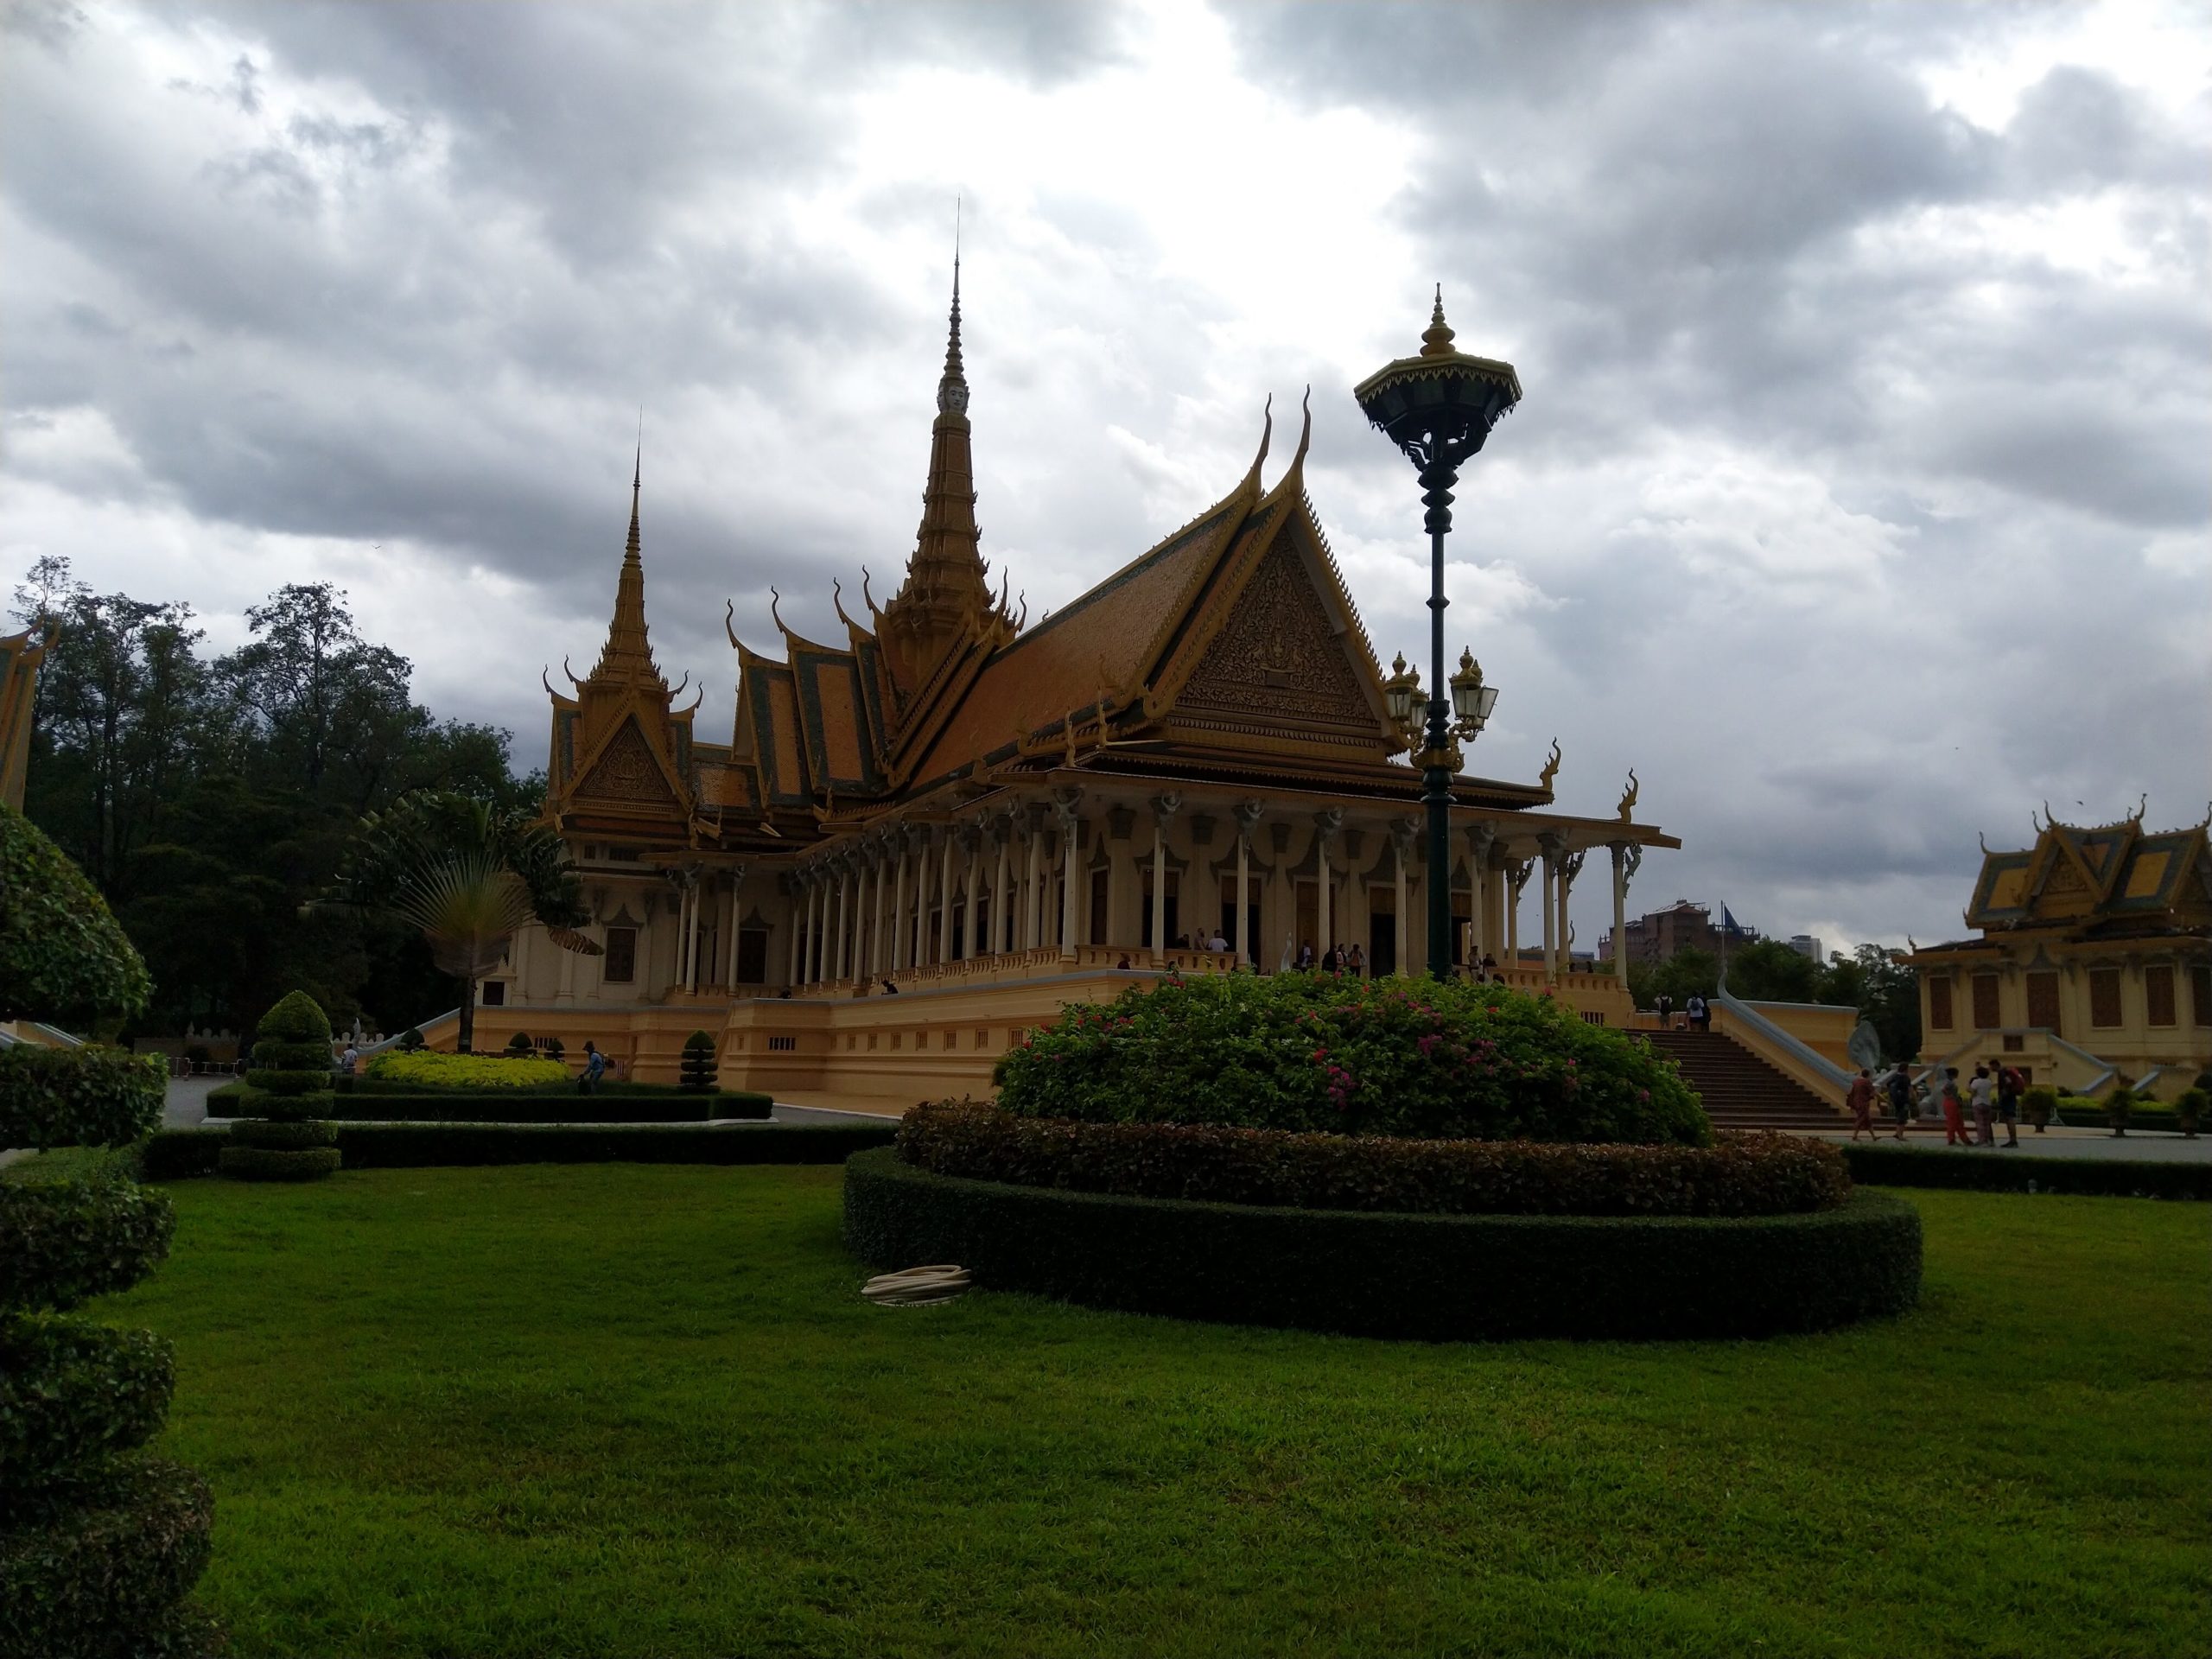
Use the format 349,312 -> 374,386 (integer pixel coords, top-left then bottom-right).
548,276 -> 1565,855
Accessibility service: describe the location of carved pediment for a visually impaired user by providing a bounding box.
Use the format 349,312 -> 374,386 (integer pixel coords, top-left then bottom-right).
575,718 -> 678,809
1177,536 -> 1373,730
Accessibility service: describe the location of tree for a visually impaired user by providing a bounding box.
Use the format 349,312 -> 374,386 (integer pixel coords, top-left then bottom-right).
322,791 -> 594,1053
1724,938 -> 1822,1003
1629,947 -> 1718,1010
1847,944 -> 1922,1064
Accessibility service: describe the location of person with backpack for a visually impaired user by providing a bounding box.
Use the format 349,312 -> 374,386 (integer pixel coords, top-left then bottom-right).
1941,1067 -> 1975,1147
1967,1064 -> 1997,1146
1885,1067 -> 1913,1140
1996,1064 -> 2024,1147
1655,992 -> 1673,1030
1685,992 -> 1708,1033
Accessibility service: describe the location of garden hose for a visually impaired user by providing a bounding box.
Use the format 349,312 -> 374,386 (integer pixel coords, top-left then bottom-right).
861,1264 -> 970,1306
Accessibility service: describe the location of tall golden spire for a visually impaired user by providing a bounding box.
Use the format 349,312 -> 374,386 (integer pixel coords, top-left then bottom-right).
591,442 -> 664,687
880,241 -> 997,690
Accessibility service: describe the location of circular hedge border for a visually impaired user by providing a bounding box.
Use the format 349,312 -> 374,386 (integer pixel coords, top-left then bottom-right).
842,1146 -> 1923,1341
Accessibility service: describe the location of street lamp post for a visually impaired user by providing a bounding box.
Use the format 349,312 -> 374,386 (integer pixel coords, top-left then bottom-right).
1356,290 -> 1521,979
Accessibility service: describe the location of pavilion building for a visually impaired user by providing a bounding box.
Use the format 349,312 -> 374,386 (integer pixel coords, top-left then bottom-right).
478,274 -> 1679,1108
1907,807 -> 2212,1100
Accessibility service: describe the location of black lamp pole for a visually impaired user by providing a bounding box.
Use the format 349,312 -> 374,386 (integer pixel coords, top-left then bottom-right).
1355,290 -> 1521,980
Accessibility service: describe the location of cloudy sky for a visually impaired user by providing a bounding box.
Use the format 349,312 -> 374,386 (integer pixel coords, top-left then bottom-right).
4,0 -> 2207,955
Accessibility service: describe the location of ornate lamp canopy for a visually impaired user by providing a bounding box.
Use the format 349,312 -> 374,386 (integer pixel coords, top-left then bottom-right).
1353,289 -> 1522,516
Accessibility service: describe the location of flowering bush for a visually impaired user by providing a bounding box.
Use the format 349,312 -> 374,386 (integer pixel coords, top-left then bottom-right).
362,1051 -> 569,1090
995,972 -> 1708,1145
900,1101 -> 1844,1216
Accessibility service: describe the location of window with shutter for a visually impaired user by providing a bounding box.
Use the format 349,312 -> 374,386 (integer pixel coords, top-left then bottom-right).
1972,973 -> 2001,1030
2088,968 -> 2122,1028
2025,971 -> 2061,1033
2145,964 -> 2176,1027
1929,976 -> 1953,1031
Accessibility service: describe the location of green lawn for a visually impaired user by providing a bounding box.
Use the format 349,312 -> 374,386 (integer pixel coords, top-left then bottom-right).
92,1166 -> 2209,1658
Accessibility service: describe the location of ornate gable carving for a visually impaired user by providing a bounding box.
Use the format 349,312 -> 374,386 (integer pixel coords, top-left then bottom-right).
575,718 -> 678,809
1178,534 -> 1373,729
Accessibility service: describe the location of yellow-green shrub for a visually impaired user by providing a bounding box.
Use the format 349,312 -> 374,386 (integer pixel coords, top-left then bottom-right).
363,1051 -> 569,1090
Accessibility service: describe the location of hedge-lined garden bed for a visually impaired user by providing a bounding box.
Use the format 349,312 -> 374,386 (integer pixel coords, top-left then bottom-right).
899,1101 -> 1847,1217
211,1082 -> 772,1123
1844,1144 -> 2211,1200
843,1147 -> 1921,1341
142,1122 -> 894,1179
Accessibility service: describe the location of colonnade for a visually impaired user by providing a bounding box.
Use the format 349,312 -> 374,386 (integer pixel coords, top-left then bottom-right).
783,791 -> 1646,988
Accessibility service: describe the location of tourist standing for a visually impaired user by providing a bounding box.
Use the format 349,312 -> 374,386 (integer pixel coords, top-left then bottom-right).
1685,992 -> 1708,1033
1941,1067 -> 1974,1147
1297,941 -> 1315,971
1847,1068 -> 1878,1141
1996,1064 -> 2023,1147
1885,1066 -> 1913,1140
1655,992 -> 1673,1030
1348,944 -> 1365,977
1967,1065 -> 1996,1146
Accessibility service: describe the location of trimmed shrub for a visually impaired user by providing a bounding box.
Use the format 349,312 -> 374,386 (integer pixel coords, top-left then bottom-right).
217,1147 -> 343,1182
398,1027 -> 425,1052
226,1119 -> 337,1149
0,1046 -> 165,1152
2023,1086 -> 2058,1130
228,990 -> 340,1181
0,803 -> 149,1028
843,1148 -> 1922,1341
1843,1143 -> 2212,1200
211,1085 -> 768,1124
504,1032 -> 535,1058
362,1051 -> 570,1090
2105,1086 -> 2135,1135
681,1030 -> 717,1093
141,1122 -> 894,1177
995,974 -> 1710,1145
0,1316 -> 174,1492
0,804 -> 214,1654
543,1037 -> 565,1061
898,1101 -> 1847,1217
2176,1088 -> 2206,1138
0,1456 -> 216,1656
0,1167 -> 175,1314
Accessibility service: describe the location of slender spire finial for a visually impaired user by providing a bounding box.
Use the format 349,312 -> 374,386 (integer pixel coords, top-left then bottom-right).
626,416 -> 643,562
938,200 -> 969,414
1421,285 -> 1457,358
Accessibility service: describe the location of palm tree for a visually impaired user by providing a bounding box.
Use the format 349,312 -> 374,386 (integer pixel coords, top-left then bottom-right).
324,791 -> 597,1052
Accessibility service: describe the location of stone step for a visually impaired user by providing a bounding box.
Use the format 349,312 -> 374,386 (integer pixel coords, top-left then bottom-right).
1637,1028 -> 1850,1131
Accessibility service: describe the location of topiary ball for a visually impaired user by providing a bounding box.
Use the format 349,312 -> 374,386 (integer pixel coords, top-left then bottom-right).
0,803 -> 150,1028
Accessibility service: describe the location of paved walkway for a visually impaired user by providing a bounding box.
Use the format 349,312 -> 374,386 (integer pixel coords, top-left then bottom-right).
1815,1127 -> 2212,1163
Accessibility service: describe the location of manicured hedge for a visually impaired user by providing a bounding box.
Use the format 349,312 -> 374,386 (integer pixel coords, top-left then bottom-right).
0,1046 -> 165,1152
0,1315 -> 174,1491
2055,1103 -> 2184,1135
0,1170 -> 175,1313
336,1076 -> 768,1102
141,1122 -> 896,1178
227,1118 -> 337,1149
898,1101 -> 1848,1217
216,1082 -> 772,1123
843,1147 -> 1923,1341
1844,1144 -> 2212,1201
0,1455 -> 216,1657
363,1051 -> 570,1090
216,1146 -> 344,1183
997,973 -> 1711,1145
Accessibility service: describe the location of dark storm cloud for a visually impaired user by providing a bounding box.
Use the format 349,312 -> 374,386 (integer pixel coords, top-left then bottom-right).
3,0 -> 2205,955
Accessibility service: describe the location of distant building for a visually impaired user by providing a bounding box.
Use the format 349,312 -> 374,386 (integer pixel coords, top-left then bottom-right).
1597,899 -> 1759,968
1906,807 -> 2210,1099
1788,934 -> 1824,962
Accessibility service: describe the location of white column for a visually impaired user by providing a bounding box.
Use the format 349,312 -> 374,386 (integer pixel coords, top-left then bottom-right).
1233,804 -> 1262,967
1150,794 -> 1179,963
1506,861 -> 1525,963
1559,850 -> 1583,978
889,840 -> 910,971
1024,815 -> 1044,950
827,863 -> 845,982
937,831 -> 956,964
1314,810 -> 1340,960
1537,835 -> 1563,982
1056,797 -> 1083,959
1468,824 -> 1495,968
786,882 -> 804,985
1611,842 -> 1633,982
963,829 -> 982,962
991,822 -> 1010,954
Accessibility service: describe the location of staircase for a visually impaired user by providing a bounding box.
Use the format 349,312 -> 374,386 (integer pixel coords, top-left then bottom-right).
1639,1027 -> 1850,1133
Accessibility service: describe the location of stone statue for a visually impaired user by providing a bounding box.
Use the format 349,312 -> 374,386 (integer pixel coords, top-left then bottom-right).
1617,768 -> 1638,823
1538,739 -> 1561,794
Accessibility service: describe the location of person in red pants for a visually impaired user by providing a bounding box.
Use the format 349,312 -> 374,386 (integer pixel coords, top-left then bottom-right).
1940,1066 -> 1976,1147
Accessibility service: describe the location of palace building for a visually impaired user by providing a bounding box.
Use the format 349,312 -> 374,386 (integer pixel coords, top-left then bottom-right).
471,273 -> 1679,1109
1907,806 -> 2212,1100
